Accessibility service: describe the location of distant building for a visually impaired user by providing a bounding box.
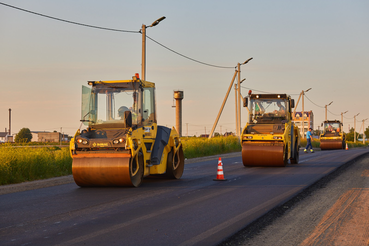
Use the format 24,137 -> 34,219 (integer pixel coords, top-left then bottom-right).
292,111 -> 314,137
0,132 -> 13,142
224,132 -> 234,137
0,132 -> 7,142
31,131 -> 69,142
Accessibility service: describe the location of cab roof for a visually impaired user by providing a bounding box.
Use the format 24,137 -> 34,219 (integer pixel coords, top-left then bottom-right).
87,79 -> 155,88
250,94 -> 289,99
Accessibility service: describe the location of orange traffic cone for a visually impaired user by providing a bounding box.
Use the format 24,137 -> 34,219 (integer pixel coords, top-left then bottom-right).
213,157 -> 227,181
346,143 -> 348,150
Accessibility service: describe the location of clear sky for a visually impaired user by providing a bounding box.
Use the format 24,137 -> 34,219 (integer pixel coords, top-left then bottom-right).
1,0 -> 368,136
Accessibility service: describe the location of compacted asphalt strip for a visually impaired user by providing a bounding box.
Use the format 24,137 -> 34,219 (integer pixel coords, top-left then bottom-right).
1,148 -> 369,246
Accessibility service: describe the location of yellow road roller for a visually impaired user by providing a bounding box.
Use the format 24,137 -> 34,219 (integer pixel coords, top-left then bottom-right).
70,74 -> 184,187
241,93 -> 300,167
320,120 -> 345,150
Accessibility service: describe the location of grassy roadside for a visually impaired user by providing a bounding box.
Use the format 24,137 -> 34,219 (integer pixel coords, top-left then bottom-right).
300,139 -> 368,149
0,145 -> 72,185
1,136 -> 366,185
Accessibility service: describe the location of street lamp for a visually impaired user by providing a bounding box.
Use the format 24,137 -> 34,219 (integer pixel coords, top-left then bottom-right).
301,88 -> 312,138
354,113 -> 360,143
141,16 -> 166,81
325,101 -> 333,121
237,57 -> 253,137
293,88 -> 312,138
341,111 -> 348,130
362,118 -> 368,144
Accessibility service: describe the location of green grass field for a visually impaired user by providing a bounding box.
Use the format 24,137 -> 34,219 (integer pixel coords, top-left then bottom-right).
1,136 -> 367,185
0,145 -> 72,185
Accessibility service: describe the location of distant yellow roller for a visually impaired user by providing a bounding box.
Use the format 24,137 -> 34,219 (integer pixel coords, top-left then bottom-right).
320,120 -> 345,150
241,93 -> 300,167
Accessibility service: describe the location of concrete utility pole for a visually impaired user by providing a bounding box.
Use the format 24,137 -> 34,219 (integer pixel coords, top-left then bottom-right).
293,88 -> 311,138
174,91 -> 184,137
341,111 -> 348,131
141,16 -> 166,81
208,58 -> 252,139
208,70 -> 238,139
325,101 -> 333,121
236,58 -> 253,138
354,113 -> 360,143
234,83 -> 239,137
362,118 -> 368,144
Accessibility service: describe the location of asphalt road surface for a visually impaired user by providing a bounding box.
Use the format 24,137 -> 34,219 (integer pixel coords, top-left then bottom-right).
224,150 -> 369,246
1,148 -> 368,246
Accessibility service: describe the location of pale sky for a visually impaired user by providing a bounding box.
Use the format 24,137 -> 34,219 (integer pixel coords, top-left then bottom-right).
1,0 -> 368,136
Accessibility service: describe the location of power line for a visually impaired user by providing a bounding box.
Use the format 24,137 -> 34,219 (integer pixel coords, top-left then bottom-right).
240,86 -> 272,94
1,2 -> 234,69
327,109 -> 340,117
304,94 -> 325,109
146,35 -> 234,69
0,2 -> 139,33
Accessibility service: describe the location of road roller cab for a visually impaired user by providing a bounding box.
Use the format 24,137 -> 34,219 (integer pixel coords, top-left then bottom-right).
320,120 -> 345,150
241,93 -> 300,167
70,75 -> 184,187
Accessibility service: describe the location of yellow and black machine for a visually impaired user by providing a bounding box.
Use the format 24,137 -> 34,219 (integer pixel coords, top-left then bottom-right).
70,74 -> 184,187
241,93 -> 300,167
320,120 -> 345,150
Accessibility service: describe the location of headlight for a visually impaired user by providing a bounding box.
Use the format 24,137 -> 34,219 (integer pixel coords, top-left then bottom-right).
113,138 -> 125,144
77,138 -> 89,145
243,136 -> 253,139
273,136 -> 283,140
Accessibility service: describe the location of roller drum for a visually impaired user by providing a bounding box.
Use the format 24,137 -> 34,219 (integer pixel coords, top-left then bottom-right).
242,141 -> 286,167
72,153 -> 143,187
320,139 -> 344,150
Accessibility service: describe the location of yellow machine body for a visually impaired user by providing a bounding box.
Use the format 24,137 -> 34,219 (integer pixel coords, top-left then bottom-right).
320,120 -> 345,150
70,77 -> 184,187
241,94 -> 300,167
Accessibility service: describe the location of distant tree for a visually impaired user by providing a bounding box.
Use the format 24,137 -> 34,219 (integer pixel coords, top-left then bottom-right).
313,130 -> 321,136
214,132 -> 220,137
365,126 -> 369,139
345,127 -> 359,142
15,128 -> 32,143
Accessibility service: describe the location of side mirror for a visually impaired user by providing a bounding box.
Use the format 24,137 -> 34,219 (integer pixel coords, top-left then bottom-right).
290,99 -> 295,108
124,111 -> 132,128
321,123 -> 323,127
243,97 -> 248,107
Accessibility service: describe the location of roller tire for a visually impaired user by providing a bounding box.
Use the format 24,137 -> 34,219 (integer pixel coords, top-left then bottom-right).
166,146 -> 184,179
283,146 -> 288,166
130,151 -> 144,187
290,142 -> 299,164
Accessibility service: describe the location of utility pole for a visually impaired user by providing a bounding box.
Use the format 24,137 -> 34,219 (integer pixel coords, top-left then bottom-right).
341,111 -> 348,131
208,70 -> 238,139
293,88 -> 311,138
325,101 -> 333,121
208,58 -> 252,139
234,83 -> 239,137
302,91 -> 304,138
141,16 -> 166,81
362,118 -> 368,144
237,63 -> 241,138
354,113 -> 360,143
